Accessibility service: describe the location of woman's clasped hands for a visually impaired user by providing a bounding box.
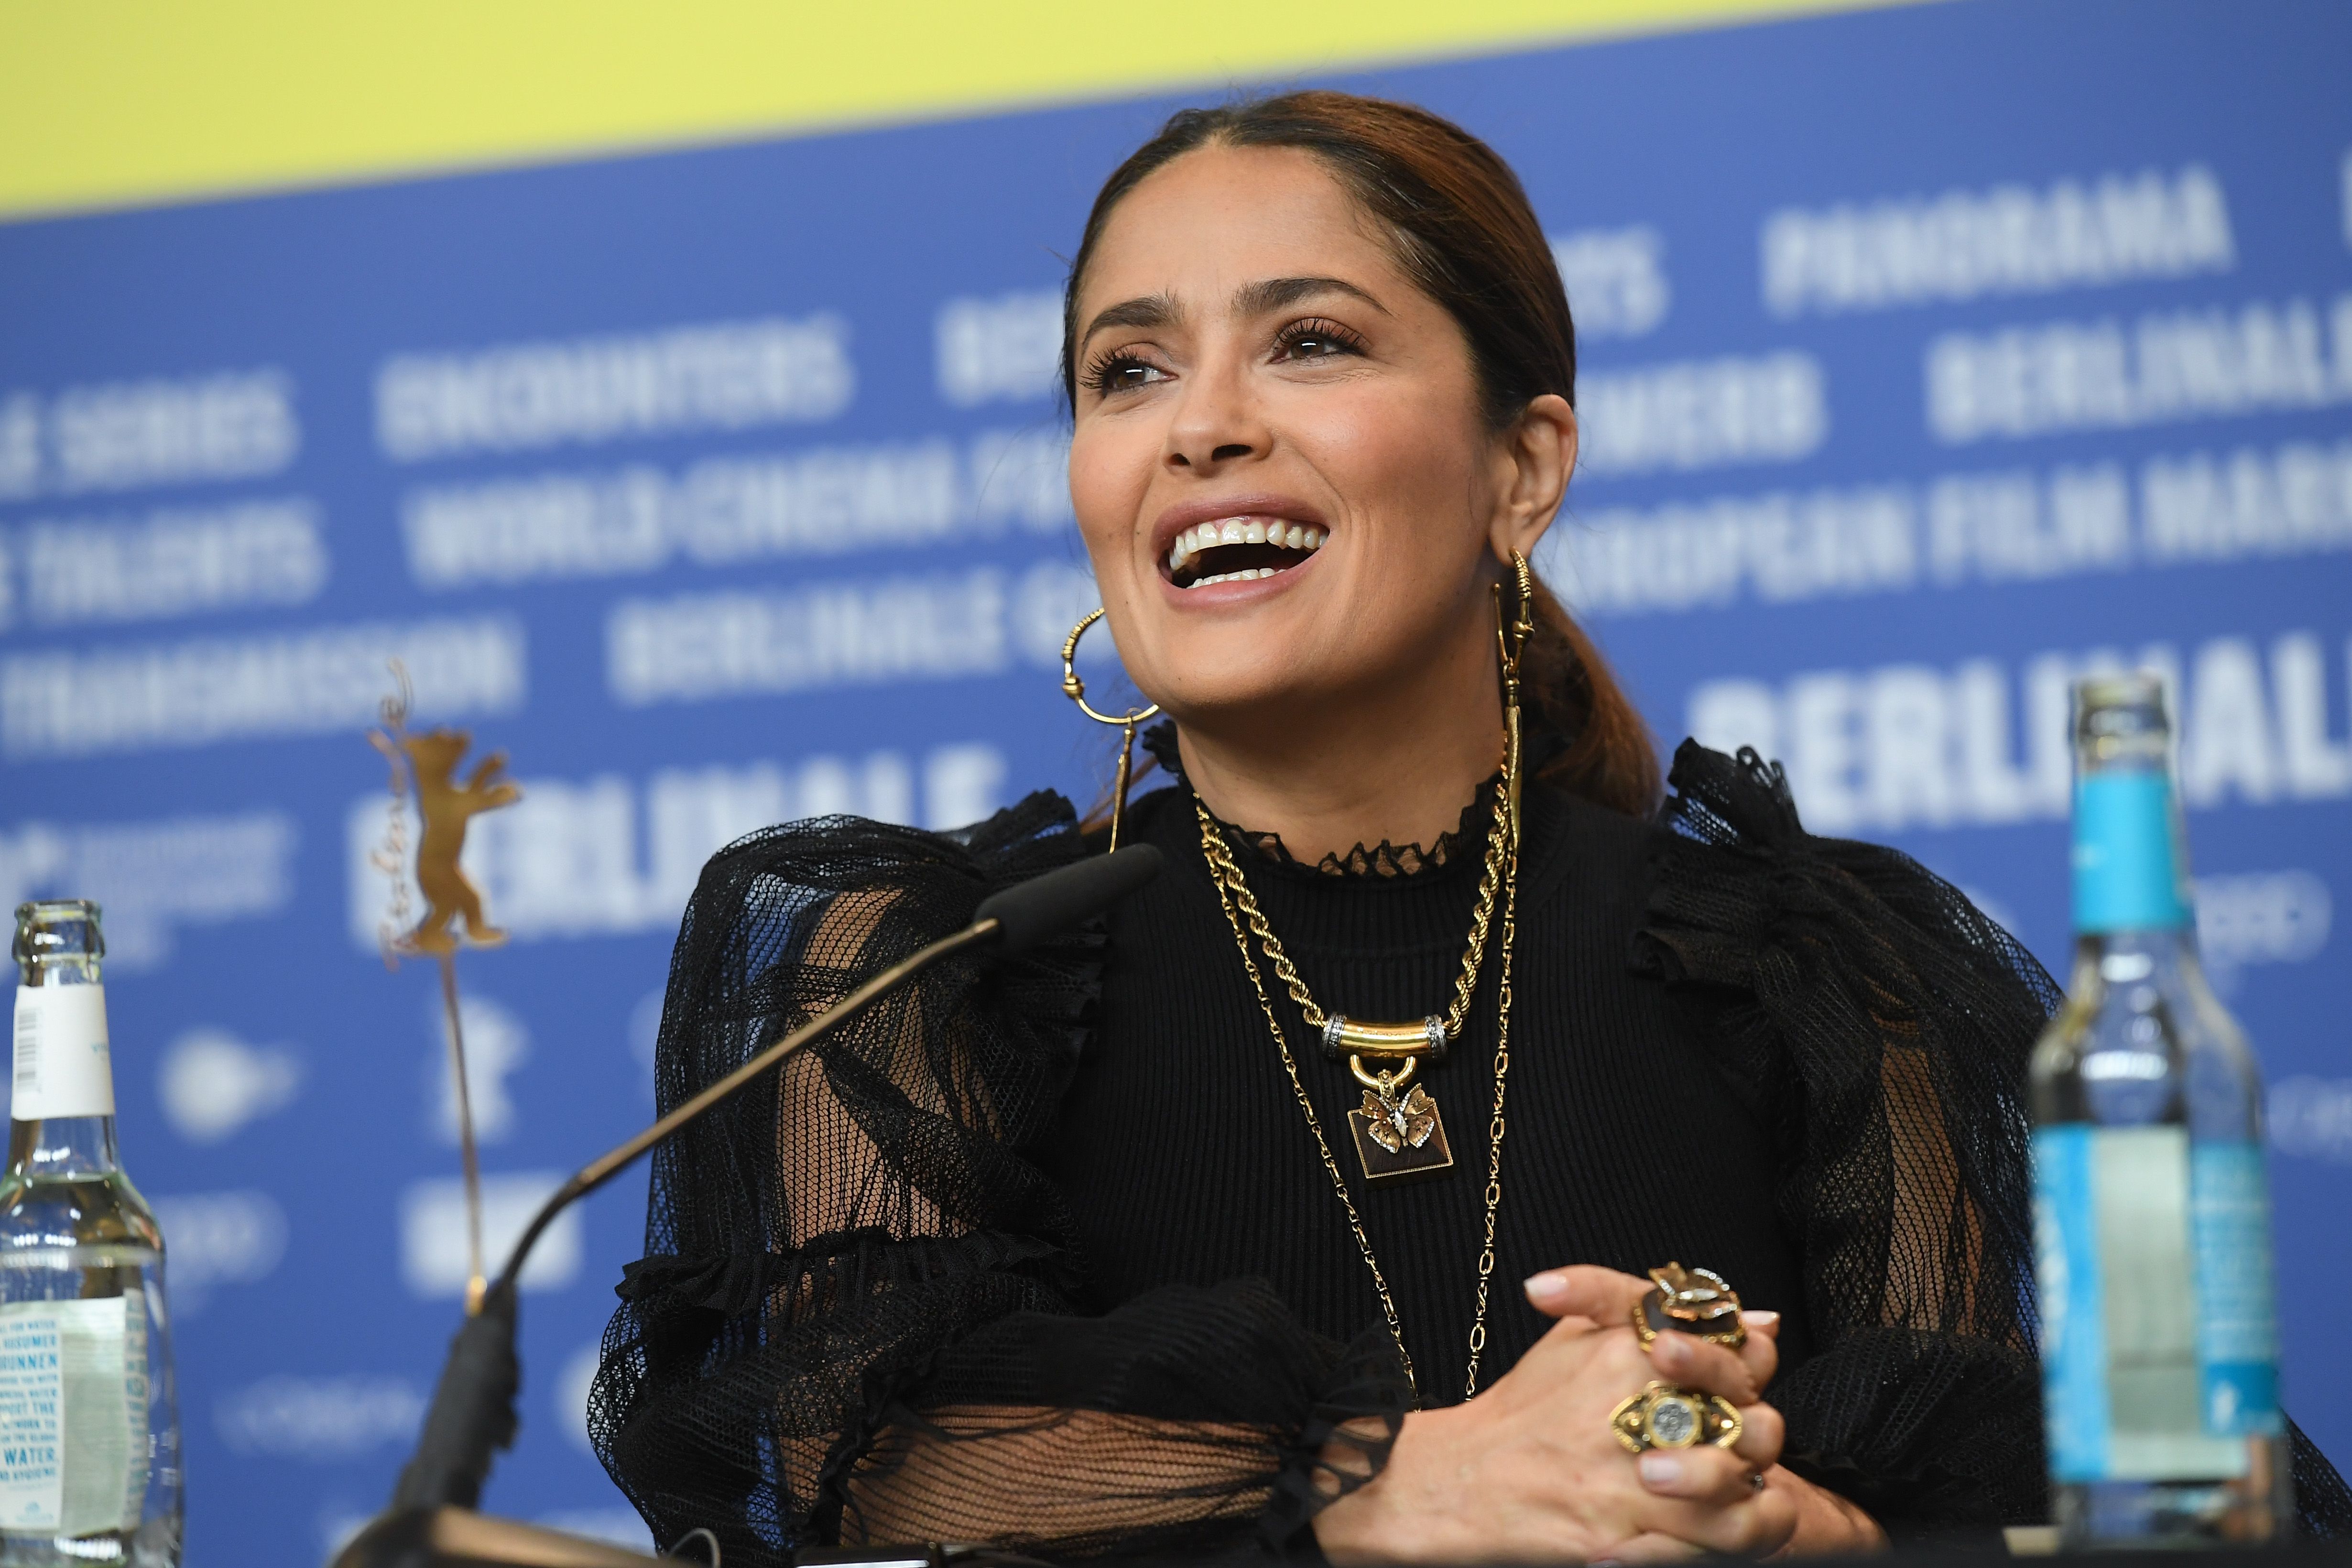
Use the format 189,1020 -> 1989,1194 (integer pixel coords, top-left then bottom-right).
1314,1266 -> 1884,1564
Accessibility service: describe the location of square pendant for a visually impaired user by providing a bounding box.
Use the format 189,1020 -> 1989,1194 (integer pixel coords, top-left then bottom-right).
1347,1102 -> 1456,1186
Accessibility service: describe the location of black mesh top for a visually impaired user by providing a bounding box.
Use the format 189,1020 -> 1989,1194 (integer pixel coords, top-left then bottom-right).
589,741 -> 2351,1563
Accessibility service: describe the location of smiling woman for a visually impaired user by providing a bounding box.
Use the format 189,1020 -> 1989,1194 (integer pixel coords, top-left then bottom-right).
591,92 -> 2352,1567
1062,96 -> 1658,836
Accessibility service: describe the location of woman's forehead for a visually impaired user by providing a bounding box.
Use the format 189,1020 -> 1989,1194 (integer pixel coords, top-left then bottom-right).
1077,145 -> 1403,315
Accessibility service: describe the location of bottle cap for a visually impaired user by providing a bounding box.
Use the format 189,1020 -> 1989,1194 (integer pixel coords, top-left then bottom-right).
2073,673 -> 2172,768
13,900 -> 105,970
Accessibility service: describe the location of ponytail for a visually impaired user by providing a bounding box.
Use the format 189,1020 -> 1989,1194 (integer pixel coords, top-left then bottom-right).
1521,572 -> 1661,818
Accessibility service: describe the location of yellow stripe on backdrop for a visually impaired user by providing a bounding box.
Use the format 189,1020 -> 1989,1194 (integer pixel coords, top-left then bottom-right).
0,0 -> 1930,223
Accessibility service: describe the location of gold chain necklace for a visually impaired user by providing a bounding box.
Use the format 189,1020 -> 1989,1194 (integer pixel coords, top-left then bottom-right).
1247,756 -> 1511,1067
1191,560 -> 1533,1403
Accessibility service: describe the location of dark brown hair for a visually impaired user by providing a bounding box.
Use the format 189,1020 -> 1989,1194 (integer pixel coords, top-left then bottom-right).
1064,90 -> 1661,818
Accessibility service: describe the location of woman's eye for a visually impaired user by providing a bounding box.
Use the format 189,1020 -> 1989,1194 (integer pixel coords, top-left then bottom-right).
1091,356 -> 1167,393
1275,324 -> 1363,362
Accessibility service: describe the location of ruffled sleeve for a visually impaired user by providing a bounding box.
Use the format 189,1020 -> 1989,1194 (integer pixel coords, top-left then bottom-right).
588,791 -> 1401,1564
1632,741 -> 2352,1537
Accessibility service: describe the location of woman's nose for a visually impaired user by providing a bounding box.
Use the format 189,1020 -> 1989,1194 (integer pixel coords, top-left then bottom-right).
1171,438 -> 1257,469
1164,368 -> 1269,471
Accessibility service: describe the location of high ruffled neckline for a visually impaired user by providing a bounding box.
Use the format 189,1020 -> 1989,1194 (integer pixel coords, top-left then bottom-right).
1202,774 -> 1502,882
1143,719 -> 1511,880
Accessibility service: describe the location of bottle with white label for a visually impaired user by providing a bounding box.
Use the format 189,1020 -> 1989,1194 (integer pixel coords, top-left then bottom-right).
1,902 -> 179,1566
2030,675 -> 2293,1546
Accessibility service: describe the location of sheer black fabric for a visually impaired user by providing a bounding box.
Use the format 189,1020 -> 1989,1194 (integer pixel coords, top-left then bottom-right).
1633,741 -> 2350,1538
592,742 -> 2351,1560
1630,741 -> 2058,1526
588,793 -> 1399,1564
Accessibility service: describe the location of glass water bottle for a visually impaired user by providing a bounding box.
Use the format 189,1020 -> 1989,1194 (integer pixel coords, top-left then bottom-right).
0,902 -> 180,1566
2029,675 -> 2292,1546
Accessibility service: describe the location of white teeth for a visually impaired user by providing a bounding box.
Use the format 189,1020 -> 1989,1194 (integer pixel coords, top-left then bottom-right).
1166,518 -> 1331,578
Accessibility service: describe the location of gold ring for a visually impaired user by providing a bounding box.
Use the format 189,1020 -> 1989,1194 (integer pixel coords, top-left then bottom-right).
1631,1262 -> 1745,1350
1610,1381 -> 1744,1453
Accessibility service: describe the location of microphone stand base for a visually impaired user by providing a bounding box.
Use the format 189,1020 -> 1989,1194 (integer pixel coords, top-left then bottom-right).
329,1505 -> 663,1568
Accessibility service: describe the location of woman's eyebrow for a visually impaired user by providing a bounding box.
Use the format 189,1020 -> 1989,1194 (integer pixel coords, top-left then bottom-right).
1233,276 -> 1390,316
1079,293 -> 1180,344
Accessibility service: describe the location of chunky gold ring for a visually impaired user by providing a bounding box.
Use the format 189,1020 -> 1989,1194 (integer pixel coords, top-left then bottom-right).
1631,1262 -> 1745,1350
1610,1381 -> 1744,1453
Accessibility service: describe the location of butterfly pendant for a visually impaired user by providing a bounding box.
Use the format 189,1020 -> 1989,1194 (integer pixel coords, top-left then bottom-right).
1347,1083 -> 1455,1186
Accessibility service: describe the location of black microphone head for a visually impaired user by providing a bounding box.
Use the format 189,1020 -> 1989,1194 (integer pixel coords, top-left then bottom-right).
974,843 -> 1162,954
390,1281 -> 520,1513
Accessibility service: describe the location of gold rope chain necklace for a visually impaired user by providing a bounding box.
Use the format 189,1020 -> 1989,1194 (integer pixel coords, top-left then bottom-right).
1191,565 -> 1533,1403
1196,779 -> 1520,1403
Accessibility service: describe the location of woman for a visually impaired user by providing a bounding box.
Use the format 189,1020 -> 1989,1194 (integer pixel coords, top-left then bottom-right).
593,93 -> 2350,1563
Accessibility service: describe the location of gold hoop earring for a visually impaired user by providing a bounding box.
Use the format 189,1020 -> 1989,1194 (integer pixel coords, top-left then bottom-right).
1060,609 -> 1160,851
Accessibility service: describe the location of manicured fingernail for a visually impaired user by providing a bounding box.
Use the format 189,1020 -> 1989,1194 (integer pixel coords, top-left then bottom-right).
1740,1310 -> 1780,1329
1523,1271 -> 1568,1306
1638,1453 -> 1685,1488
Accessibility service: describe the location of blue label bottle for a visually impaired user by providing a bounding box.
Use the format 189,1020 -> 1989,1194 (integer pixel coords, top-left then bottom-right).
2029,673 -> 2290,1546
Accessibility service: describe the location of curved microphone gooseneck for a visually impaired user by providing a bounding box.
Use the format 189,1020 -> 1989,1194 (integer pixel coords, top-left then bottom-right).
379,844 -> 1165,1531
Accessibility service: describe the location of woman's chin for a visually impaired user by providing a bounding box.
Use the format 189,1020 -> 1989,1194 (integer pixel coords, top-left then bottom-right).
1133,648 -> 1357,732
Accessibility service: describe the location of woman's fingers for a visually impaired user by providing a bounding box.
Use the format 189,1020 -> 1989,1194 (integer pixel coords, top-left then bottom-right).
1592,1532 -> 1707,1563
1529,1269 -> 1784,1384
1732,1313 -> 1781,1389
1645,1330 -> 1764,1405
1727,1397 -> 1785,1469
1524,1264 -> 1651,1323
1636,1447 -> 1759,1509
1635,1486 -> 1799,1558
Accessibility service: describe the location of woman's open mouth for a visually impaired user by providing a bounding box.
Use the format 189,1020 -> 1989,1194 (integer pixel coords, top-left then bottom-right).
1165,517 -> 1327,588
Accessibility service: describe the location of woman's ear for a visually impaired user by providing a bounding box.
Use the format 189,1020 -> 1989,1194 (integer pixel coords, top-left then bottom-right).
1488,393 -> 1577,566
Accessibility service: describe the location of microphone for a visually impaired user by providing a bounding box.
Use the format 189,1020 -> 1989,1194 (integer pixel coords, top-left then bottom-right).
331,843 -> 1163,1567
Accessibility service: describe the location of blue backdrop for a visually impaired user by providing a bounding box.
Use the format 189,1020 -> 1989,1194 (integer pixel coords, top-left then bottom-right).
2,0 -> 2348,1560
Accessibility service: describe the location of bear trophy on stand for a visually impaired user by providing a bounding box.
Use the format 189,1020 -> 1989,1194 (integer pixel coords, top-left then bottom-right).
367,662 -> 523,1315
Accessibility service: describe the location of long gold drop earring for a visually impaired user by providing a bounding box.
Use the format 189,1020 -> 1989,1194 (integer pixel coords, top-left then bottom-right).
1060,608 -> 1160,851
1499,548 -> 1534,835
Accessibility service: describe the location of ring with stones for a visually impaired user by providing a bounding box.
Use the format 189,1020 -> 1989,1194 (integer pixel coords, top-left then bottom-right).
1610,1381 -> 1744,1453
1631,1261 -> 1746,1350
